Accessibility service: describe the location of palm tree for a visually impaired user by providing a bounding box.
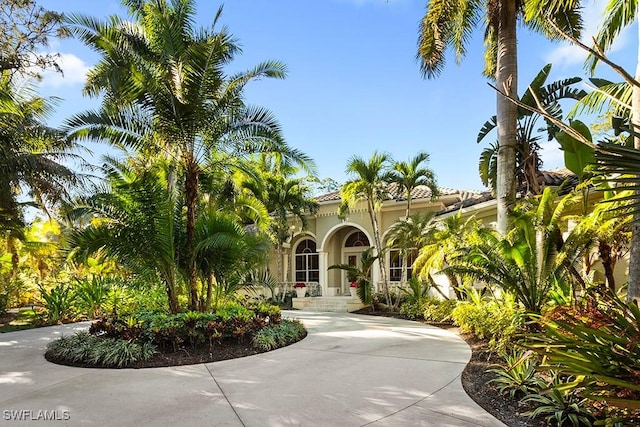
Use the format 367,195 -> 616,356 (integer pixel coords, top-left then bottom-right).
386,212 -> 439,306
413,212 -> 482,300
67,158 -> 182,313
444,189 -> 590,312
328,247 -> 378,306
388,152 -> 438,218
0,74 -> 81,233
194,208 -> 270,311
340,152 -> 393,306
65,0 -> 301,310
477,64 -> 586,195
417,0 -> 583,235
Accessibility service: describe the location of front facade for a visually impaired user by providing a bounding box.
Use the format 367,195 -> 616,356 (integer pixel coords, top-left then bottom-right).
266,169 -> 630,308
270,185 -> 495,300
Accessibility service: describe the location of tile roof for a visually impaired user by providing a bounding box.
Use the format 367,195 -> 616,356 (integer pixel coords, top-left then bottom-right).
312,169 -> 579,213
313,184 -> 465,204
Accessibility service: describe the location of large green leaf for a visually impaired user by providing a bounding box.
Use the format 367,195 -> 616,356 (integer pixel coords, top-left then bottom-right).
555,120 -> 594,180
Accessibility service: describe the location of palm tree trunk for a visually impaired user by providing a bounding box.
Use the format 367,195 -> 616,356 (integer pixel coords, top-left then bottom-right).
495,0 -> 519,236
368,199 -> 390,306
185,156 -> 200,311
628,37 -> 640,302
165,275 -> 179,314
406,190 -> 411,219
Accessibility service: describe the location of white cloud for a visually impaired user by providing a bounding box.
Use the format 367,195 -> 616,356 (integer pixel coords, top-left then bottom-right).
38,52 -> 92,88
543,0 -> 632,69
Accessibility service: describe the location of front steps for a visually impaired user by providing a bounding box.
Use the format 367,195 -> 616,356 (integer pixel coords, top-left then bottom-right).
292,296 -> 364,313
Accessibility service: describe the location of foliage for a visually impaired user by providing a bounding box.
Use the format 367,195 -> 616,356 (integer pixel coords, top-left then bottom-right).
329,247 -> 377,305
251,319 -> 306,351
478,64 -> 587,194
422,298 -> 457,323
38,284 -> 74,323
89,300 -> 283,352
399,301 -> 424,320
339,151 -> 392,305
526,288 -> 640,422
413,213 -> 482,300
489,349 -> 545,399
65,0 -> 307,312
401,277 -> 430,304
73,277 -> 111,318
451,293 -> 525,352
445,189 -> 589,312
0,0 -> 67,75
46,331 -> 156,368
524,375 -> 595,427
0,76 -> 81,233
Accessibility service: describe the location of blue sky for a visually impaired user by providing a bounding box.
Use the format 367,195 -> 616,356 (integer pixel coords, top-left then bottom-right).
35,0 -> 636,192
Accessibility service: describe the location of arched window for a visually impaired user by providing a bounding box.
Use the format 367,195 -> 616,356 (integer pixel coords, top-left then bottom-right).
345,231 -> 369,247
295,239 -> 319,283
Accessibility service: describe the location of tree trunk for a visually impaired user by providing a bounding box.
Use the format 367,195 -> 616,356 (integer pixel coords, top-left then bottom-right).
495,0 -> 519,236
185,157 -> 200,311
406,191 -> 412,219
368,199 -> 390,306
599,241 -> 616,292
165,276 -> 179,314
628,33 -> 640,303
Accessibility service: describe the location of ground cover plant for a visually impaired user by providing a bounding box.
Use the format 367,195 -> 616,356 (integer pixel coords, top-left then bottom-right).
46,301 -> 306,368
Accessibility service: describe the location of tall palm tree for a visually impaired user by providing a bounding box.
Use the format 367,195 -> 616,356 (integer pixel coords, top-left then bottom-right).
417,0 -> 583,235
65,0 -> 303,310
340,151 -> 393,305
578,0 -> 640,302
388,151 -> 438,218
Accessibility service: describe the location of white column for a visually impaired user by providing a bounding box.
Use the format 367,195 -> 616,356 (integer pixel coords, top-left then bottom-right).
372,258 -> 380,293
318,250 -> 328,296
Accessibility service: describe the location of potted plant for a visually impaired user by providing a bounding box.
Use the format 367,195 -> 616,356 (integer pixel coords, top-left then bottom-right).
293,282 -> 307,298
349,282 -> 358,298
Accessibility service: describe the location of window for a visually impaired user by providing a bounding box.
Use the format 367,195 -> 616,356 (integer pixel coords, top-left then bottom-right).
388,249 -> 417,282
295,239 -> 319,282
345,231 -> 369,247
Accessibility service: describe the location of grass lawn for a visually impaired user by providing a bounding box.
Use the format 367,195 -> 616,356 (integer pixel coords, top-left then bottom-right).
0,308 -> 41,333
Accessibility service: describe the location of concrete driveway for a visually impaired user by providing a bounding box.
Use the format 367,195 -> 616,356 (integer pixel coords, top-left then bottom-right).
0,312 -> 505,426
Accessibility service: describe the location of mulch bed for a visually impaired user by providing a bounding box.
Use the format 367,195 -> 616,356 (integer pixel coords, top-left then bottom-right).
45,331 -> 307,369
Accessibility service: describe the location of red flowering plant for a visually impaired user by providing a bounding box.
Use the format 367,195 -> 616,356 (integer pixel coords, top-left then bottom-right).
293,282 -> 306,288
350,282 -> 358,288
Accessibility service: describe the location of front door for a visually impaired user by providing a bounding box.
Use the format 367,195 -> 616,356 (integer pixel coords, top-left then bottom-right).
343,252 -> 361,295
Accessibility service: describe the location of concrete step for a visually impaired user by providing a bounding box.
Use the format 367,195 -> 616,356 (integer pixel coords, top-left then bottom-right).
292,296 -> 364,313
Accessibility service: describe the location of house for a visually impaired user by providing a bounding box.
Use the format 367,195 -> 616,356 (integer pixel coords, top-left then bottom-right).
267,169 -> 628,311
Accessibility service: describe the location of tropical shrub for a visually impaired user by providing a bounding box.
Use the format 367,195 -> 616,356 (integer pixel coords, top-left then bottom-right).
399,300 -> 424,319
39,284 -> 74,323
526,288 -> 640,423
444,189 -> 589,313
251,319 -> 306,351
46,331 -> 156,368
401,278 -> 430,304
74,278 -> 111,318
422,297 -> 457,323
523,375 -> 594,427
452,294 -> 525,352
489,349 -> 544,399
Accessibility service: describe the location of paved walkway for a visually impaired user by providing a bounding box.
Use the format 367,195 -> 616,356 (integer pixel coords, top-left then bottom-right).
0,312 -> 505,426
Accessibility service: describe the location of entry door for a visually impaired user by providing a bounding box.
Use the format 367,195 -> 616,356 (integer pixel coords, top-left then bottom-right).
343,253 -> 360,294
